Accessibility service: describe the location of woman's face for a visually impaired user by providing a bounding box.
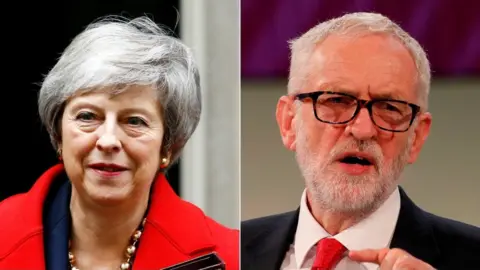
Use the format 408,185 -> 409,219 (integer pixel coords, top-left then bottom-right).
60,86 -> 165,205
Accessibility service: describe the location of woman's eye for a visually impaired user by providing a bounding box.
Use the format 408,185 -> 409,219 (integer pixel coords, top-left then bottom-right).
76,112 -> 96,121
127,117 -> 147,126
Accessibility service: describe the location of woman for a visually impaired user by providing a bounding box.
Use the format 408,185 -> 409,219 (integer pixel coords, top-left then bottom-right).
0,16 -> 238,269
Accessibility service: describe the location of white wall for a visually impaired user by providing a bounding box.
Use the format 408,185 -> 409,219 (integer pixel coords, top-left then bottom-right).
180,0 -> 240,229
241,78 -> 480,227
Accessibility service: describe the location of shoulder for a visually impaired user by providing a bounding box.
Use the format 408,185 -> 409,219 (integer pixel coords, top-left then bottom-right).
148,190 -> 239,269
396,187 -> 480,265
0,193 -> 26,215
412,210 -> 480,269
0,193 -> 43,262
151,188 -> 239,249
203,216 -> 239,268
204,216 -> 239,245
0,191 -> 35,225
242,211 -> 297,244
0,165 -> 63,261
0,193 -> 32,235
242,211 -> 297,232
182,203 -> 239,270
426,211 -> 480,255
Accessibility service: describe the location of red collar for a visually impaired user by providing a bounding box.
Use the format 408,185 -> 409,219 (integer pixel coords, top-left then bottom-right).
146,167 -> 216,254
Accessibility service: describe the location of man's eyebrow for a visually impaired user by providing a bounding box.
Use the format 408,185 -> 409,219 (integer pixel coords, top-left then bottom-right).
369,89 -> 407,100
316,83 -> 358,96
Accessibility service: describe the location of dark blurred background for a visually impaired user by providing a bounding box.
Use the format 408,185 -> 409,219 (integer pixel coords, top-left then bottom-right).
242,0 -> 480,77
1,0 -> 181,201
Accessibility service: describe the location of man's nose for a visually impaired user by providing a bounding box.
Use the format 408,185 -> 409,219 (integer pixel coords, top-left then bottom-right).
347,108 -> 377,140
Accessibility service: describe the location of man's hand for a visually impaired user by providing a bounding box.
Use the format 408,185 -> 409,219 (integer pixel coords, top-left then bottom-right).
348,248 -> 435,269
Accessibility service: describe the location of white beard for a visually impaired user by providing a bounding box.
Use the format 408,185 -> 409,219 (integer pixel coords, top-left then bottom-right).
295,124 -> 414,215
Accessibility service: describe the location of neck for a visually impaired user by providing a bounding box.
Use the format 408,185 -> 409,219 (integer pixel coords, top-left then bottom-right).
69,189 -> 149,268
306,192 -> 375,235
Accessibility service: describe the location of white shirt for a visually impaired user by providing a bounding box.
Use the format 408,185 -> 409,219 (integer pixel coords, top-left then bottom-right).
280,188 -> 401,270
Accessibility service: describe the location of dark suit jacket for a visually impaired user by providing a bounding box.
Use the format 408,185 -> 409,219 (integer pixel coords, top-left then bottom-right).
241,187 -> 480,270
0,164 -> 239,269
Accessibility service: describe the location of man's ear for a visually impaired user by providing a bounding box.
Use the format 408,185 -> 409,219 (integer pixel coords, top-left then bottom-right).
276,95 -> 297,151
407,112 -> 432,164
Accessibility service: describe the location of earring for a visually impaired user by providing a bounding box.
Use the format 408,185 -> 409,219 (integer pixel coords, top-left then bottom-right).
57,149 -> 63,161
160,157 -> 169,168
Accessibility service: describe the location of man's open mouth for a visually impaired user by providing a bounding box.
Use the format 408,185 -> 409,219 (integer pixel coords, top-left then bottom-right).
338,155 -> 373,166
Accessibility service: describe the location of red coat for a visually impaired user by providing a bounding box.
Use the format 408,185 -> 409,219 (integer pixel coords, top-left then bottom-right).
0,164 -> 239,269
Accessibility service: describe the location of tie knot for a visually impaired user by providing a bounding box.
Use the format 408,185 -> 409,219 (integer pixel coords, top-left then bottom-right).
312,238 -> 347,270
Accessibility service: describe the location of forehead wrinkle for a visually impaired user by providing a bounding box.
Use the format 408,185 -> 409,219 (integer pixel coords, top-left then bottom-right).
307,57 -> 414,102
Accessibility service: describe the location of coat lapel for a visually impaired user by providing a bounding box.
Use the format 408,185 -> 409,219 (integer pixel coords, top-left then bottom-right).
243,210 -> 299,270
134,174 -> 217,269
390,187 -> 441,265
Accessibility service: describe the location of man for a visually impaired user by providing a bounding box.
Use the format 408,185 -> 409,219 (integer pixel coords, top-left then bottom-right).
241,12 -> 480,270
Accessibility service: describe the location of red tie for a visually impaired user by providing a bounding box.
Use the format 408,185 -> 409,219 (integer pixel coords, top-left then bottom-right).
311,238 -> 347,270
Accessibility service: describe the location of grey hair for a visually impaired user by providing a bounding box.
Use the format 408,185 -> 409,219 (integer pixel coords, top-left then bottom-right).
38,16 -> 201,168
288,12 -> 431,109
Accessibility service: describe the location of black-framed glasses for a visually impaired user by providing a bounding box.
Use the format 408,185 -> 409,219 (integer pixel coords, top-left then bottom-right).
294,90 -> 421,132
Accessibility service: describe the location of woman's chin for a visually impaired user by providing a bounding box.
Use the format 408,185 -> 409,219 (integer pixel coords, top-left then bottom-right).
83,185 -> 133,206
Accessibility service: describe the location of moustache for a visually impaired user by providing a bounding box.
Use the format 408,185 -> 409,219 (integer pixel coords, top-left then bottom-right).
328,140 -> 384,168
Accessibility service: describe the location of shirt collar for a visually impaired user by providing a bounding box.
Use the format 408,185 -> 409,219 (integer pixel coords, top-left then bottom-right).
293,187 -> 401,269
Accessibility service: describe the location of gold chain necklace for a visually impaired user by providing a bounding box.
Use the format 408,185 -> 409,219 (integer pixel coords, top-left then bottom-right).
68,218 -> 147,270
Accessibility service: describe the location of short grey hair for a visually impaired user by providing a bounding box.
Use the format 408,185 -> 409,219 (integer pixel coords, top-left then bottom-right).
288,12 -> 431,109
38,16 -> 201,167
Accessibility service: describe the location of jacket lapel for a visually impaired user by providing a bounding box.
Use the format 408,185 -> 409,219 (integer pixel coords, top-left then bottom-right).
390,187 -> 440,265
243,210 -> 299,270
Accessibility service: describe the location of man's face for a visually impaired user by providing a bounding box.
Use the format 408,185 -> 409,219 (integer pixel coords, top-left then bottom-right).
277,33 -> 431,213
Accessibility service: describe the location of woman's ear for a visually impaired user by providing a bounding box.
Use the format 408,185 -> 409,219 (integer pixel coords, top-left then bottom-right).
57,144 -> 63,161
159,150 -> 172,169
